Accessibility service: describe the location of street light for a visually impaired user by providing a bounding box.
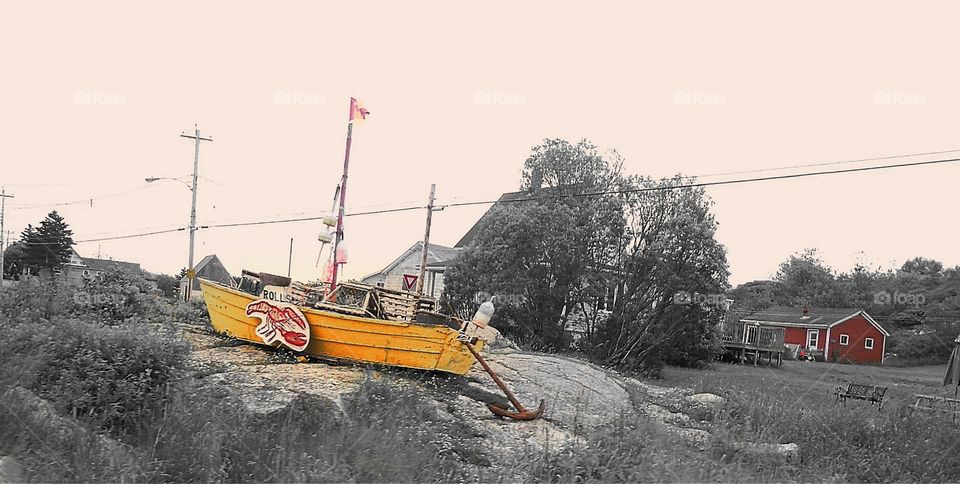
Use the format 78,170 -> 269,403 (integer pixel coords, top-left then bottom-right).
146,175 -> 198,301
146,124 -> 212,302
145,177 -> 193,190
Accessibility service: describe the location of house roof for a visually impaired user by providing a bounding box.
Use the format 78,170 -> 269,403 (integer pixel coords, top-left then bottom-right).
429,244 -> 459,262
81,257 -> 141,273
180,254 -> 221,282
455,185 -> 587,248
456,190 -> 540,248
361,242 -> 459,280
741,306 -> 889,335
194,255 -> 217,272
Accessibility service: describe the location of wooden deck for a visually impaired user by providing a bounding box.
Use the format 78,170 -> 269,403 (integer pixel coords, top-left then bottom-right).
722,321 -> 785,365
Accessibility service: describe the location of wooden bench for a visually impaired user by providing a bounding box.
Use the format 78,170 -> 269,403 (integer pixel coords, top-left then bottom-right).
835,383 -> 887,411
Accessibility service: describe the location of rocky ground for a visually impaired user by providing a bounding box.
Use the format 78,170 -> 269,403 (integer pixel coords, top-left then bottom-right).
0,323 -> 802,483
181,325 -> 734,480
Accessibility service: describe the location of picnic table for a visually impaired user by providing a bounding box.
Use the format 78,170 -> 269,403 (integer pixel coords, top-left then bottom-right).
834,383 -> 887,411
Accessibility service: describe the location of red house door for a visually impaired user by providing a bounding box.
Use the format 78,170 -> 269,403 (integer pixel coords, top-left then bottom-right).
807,329 -> 819,350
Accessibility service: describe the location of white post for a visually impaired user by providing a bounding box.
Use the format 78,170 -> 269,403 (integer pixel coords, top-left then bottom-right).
0,189 -> 12,281
288,237 -> 293,277
180,125 -> 212,301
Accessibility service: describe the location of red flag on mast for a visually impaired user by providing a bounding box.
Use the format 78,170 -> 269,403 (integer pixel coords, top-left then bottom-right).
349,97 -> 370,121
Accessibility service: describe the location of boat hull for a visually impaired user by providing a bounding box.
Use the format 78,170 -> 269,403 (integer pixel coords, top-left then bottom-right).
198,279 -> 481,375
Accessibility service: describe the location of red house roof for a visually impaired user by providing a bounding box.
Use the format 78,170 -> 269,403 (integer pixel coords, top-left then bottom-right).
741,306 -> 889,336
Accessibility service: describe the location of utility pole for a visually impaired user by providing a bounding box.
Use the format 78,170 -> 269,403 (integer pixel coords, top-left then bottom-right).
180,125 -> 212,301
416,184 -> 436,296
0,189 -> 13,282
287,237 -> 293,278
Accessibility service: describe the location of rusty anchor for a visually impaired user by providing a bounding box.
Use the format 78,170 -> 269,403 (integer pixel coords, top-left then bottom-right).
462,341 -> 545,420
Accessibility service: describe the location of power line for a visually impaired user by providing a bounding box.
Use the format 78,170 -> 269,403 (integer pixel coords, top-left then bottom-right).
693,148 -> 960,180
197,205 -> 426,230
49,152 -> 960,244
8,148 -> 957,214
7,184 -> 159,210
439,155 -> 960,209
74,227 -> 186,243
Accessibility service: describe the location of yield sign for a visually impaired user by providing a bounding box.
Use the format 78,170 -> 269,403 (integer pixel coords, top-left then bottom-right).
402,274 -> 418,291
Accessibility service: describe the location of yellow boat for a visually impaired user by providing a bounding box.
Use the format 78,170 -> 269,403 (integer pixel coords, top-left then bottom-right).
198,277 -> 483,375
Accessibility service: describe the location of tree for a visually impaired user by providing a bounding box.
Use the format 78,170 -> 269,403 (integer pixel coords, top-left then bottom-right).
443,139 -> 626,350
901,257 -> 944,277
153,273 -> 181,299
445,139 -> 731,374
21,211 -> 75,276
598,176 -> 729,374
726,280 -> 785,320
2,240 -> 28,278
773,249 -> 839,307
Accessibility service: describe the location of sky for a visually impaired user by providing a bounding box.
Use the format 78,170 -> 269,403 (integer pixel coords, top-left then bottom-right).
1,1 -> 958,286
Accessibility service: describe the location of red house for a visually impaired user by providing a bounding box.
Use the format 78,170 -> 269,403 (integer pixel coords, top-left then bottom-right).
740,307 -> 889,365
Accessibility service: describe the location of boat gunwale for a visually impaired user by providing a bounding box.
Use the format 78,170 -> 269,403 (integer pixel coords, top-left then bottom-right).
198,278 -> 452,328
197,278 -> 479,374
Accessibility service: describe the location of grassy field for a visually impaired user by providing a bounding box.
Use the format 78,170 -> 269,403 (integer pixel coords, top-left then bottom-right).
626,360 -> 960,482
662,360 -> 950,410
4,276 -> 960,482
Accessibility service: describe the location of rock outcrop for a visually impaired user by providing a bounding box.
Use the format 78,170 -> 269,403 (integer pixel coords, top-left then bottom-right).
1,386 -> 139,480
183,326 -> 727,479
0,456 -> 24,484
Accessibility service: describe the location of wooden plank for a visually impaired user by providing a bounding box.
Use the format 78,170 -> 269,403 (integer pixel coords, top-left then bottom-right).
915,394 -> 960,404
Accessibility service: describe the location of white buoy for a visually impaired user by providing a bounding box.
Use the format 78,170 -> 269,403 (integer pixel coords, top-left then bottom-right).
472,296 -> 496,328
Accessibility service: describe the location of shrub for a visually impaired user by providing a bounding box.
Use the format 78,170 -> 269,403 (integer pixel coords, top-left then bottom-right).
886,323 -> 960,366
66,268 -> 167,324
0,277 -> 69,323
0,316 -> 188,436
171,298 -> 210,327
136,377 -> 470,483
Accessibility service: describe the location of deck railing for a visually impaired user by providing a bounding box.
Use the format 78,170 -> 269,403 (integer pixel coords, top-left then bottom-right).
721,321 -> 785,351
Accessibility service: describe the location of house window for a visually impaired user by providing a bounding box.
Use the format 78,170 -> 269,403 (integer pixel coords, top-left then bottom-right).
839,334 -> 849,346
865,338 -> 875,350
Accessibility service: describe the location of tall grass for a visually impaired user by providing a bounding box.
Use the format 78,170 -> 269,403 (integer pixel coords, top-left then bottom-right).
5,275 -> 960,482
654,364 -> 960,482
134,378 -> 473,483
0,275 -> 476,483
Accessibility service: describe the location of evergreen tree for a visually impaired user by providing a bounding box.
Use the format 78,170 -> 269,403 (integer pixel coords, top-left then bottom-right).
21,211 -> 75,276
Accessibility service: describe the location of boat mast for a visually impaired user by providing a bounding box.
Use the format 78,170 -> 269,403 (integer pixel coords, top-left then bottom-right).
329,100 -> 355,293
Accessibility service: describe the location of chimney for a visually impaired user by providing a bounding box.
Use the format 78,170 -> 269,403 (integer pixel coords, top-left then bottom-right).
802,305 -> 809,317
528,167 -> 543,193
